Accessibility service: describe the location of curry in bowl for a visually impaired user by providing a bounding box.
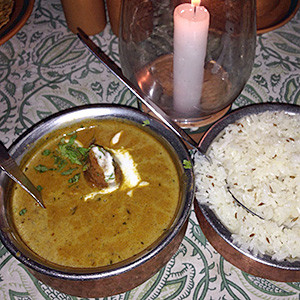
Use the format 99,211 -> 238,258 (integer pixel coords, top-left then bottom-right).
9,118 -> 182,268
0,105 -> 194,297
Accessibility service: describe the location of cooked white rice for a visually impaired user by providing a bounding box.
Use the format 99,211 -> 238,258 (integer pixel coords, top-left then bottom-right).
194,110 -> 300,261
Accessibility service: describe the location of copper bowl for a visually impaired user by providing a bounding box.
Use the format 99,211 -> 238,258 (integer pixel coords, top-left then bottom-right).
0,104 -> 194,297
195,103 -> 300,282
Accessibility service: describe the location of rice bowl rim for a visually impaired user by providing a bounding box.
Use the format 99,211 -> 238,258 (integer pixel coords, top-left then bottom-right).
196,102 -> 300,272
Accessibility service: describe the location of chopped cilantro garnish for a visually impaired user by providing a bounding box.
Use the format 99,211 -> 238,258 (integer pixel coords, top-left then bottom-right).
36,185 -> 43,192
58,159 -> 68,171
37,134 -> 91,185
19,208 -> 27,216
61,167 -> 78,176
34,165 -> 51,173
52,155 -> 68,171
52,155 -> 61,165
42,149 -> 51,156
105,173 -> 115,182
59,144 -> 82,165
142,119 -> 150,126
68,173 -> 80,184
183,159 -> 193,169
77,146 -> 90,157
58,134 -> 90,166
68,133 -> 77,145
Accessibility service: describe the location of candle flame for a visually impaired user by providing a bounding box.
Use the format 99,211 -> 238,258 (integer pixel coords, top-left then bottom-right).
191,0 -> 201,6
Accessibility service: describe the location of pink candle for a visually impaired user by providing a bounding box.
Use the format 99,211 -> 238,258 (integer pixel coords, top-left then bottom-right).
173,0 -> 210,113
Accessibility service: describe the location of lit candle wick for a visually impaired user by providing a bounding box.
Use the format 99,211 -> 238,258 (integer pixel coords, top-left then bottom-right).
192,0 -> 201,12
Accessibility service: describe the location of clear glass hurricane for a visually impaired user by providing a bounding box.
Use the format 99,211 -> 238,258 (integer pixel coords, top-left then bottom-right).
119,0 -> 256,129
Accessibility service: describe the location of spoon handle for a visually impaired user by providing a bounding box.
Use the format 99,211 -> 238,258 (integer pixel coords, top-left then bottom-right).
77,28 -> 199,151
0,143 -> 45,208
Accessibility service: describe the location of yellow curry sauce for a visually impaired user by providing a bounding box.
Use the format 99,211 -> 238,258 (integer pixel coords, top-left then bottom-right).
10,119 -> 180,268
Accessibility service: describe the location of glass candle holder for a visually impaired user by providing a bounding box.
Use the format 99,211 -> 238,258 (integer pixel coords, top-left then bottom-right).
119,0 -> 256,129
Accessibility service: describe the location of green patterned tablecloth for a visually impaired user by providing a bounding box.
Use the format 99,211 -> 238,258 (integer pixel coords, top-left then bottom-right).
0,1 -> 299,299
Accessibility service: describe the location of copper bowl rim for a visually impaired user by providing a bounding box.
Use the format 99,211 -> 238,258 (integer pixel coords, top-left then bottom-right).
0,104 -> 194,281
257,0 -> 300,34
196,103 -> 300,273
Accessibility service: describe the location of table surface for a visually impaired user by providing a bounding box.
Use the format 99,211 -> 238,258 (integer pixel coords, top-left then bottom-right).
0,1 -> 299,299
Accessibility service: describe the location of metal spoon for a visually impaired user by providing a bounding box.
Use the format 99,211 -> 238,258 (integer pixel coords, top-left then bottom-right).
77,28 -> 201,151
0,142 -> 45,208
76,28 -> 262,219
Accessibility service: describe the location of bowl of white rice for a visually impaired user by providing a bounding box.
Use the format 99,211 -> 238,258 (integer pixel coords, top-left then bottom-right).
194,103 -> 300,281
